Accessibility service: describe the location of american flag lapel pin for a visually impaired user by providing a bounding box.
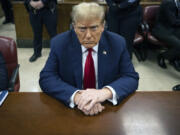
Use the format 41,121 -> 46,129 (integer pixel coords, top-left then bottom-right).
103,50 -> 107,55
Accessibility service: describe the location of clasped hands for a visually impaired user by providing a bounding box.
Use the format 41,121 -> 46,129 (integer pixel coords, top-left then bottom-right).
30,0 -> 44,10
74,88 -> 112,116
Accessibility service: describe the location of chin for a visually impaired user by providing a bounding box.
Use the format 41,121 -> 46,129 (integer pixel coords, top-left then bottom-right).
83,43 -> 97,48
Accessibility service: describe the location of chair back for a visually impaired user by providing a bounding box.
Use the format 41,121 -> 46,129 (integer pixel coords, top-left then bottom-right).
0,36 -> 20,91
143,5 -> 160,30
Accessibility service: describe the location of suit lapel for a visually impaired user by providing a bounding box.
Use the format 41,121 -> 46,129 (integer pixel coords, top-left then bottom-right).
70,30 -> 83,89
98,32 -> 110,89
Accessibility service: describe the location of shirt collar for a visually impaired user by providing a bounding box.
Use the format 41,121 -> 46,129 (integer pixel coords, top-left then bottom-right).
81,44 -> 99,53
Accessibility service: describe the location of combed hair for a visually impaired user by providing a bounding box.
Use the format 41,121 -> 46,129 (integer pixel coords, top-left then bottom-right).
71,2 -> 105,24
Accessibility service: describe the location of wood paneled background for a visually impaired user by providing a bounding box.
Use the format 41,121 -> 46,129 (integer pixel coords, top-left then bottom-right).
13,0 -> 162,47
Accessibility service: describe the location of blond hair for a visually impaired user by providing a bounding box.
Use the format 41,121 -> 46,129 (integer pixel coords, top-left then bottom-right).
71,2 -> 105,24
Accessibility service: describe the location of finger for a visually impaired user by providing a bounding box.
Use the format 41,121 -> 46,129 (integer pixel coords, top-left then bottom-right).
78,92 -> 92,109
93,104 -> 99,115
82,109 -> 90,116
78,97 -> 90,110
96,103 -> 102,112
76,91 -> 85,106
98,103 -> 106,113
75,95 -> 81,106
90,108 -> 95,116
84,100 -> 97,111
77,94 -> 84,107
75,91 -> 83,105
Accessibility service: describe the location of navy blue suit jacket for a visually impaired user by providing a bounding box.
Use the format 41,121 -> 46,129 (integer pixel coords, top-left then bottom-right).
39,30 -> 139,107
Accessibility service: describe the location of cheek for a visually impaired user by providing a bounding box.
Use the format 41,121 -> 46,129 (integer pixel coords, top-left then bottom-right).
76,33 -> 84,41
95,32 -> 102,41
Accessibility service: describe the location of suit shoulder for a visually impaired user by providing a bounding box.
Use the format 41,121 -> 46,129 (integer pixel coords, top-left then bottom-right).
51,31 -> 71,47
50,30 -> 77,55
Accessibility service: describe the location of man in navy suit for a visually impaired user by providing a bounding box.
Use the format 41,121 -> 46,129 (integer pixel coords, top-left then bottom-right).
39,2 -> 139,116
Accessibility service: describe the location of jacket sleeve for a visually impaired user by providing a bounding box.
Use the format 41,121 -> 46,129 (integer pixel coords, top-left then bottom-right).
0,53 -> 8,91
162,1 -> 180,26
24,0 -> 31,12
108,38 -> 139,104
24,0 -> 31,4
39,39 -> 77,107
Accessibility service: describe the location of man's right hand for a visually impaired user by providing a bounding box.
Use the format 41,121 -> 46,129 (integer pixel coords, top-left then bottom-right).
74,92 -> 105,116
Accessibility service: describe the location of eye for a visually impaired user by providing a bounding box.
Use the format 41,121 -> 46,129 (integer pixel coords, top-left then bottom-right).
90,26 -> 98,31
78,27 -> 87,32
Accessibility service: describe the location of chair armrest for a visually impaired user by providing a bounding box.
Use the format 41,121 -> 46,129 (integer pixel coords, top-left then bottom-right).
137,22 -> 146,35
140,23 -> 145,31
143,21 -> 149,31
139,21 -> 149,40
8,64 -> 20,92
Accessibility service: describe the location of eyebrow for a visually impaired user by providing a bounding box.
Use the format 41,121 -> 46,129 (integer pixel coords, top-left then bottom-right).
77,25 -> 99,28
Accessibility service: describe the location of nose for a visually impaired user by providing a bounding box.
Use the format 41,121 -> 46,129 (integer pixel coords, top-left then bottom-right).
85,29 -> 92,39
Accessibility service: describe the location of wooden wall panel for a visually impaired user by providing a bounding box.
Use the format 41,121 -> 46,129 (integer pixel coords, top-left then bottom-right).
13,0 -> 162,47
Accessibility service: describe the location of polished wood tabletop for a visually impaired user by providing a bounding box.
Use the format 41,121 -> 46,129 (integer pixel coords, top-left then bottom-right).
0,92 -> 180,135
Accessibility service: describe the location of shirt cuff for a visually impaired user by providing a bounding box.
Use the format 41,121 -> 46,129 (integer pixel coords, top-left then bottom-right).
69,90 -> 80,108
104,86 -> 118,105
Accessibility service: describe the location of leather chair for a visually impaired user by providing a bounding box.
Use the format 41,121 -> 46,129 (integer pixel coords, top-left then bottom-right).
0,36 -> 20,91
133,33 -> 144,61
143,5 -> 171,68
133,23 -> 147,61
143,5 -> 167,48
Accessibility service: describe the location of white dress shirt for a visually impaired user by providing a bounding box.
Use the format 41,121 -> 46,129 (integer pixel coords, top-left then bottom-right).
69,44 -> 118,108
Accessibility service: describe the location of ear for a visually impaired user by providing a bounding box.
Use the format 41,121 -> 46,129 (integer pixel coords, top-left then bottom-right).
101,21 -> 105,32
72,23 -> 78,33
103,21 -> 108,30
70,23 -> 74,30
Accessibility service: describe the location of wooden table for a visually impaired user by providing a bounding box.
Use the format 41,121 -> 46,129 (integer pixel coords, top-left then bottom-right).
0,92 -> 179,135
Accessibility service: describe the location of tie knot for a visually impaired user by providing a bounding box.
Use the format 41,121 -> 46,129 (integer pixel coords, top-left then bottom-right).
88,48 -> 93,53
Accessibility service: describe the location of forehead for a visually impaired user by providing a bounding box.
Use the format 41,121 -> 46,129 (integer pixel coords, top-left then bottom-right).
75,18 -> 102,26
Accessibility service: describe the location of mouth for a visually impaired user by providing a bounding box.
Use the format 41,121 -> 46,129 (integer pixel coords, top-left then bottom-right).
83,42 -> 95,44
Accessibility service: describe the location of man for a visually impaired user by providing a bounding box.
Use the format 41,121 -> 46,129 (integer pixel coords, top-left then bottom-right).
105,0 -> 142,59
0,52 -> 8,91
0,0 -> 14,24
39,2 -> 139,116
152,0 -> 180,71
24,0 -> 57,62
